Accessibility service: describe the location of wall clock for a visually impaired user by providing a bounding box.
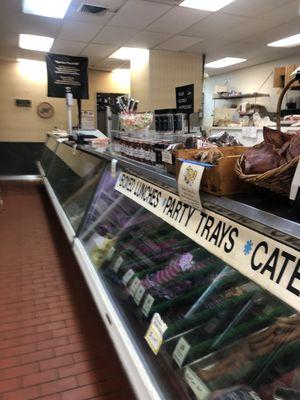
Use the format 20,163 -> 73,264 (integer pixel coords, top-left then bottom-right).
37,102 -> 54,119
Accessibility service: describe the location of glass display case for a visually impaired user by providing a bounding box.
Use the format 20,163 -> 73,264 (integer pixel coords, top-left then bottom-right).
45,140 -> 105,231
40,135 -> 60,175
40,138 -> 300,400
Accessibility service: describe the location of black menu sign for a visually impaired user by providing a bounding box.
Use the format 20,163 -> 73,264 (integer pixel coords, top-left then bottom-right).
46,53 -> 89,99
176,84 -> 194,114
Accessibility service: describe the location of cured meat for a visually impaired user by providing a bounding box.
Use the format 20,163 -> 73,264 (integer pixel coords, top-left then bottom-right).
244,142 -> 281,174
243,127 -> 300,174
288,132 -> 300,159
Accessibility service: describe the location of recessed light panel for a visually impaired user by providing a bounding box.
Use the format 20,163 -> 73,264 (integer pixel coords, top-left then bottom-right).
23,0 -> 72,19
268,33 -> 300,48
205,57 -> 247,68
109,47 -> 148,60
19,34 -> 54,52
180,0 -> 235,12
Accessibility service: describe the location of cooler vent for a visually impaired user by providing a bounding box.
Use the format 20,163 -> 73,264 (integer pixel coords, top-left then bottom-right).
78,4 -> 108,14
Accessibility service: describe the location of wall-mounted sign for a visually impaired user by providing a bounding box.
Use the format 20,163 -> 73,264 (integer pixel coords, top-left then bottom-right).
46,53 -> 89,99
176,84 -> 194,114
15,99 -> 32,107
115,172 -> 300,313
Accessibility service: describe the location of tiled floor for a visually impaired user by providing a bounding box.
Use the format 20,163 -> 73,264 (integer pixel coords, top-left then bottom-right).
0,182 -> 136,400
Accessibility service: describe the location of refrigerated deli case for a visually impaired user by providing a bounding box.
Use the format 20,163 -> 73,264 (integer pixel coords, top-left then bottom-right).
38,135 -> 300,400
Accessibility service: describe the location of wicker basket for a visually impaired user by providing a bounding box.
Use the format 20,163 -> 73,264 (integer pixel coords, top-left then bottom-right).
235,152 -> 299,195
235,74 -> 300,196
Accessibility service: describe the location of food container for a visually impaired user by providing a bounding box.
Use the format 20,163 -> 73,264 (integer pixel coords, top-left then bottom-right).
175,147 -> 252,196
119,112 -> 153,136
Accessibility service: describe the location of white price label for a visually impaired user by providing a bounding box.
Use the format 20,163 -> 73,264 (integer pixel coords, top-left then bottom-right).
162,150 -> 173,164
134,284 -> 146,305
112,256 -> 123,273
129,277 -> 141,297
122,269 -> 135,286
144,313 -> 168,355
111,158 -> 118,179
107,246 -> 115,260
142,294 -> 155,317
184,367 -> 211,400
242,126 -> 257,138
290,159 -> 300,200
178,161 -> 205,211
173,337 -> 191,367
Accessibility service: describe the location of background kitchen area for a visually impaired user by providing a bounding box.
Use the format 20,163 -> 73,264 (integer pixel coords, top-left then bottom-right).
1,1 -> 300,400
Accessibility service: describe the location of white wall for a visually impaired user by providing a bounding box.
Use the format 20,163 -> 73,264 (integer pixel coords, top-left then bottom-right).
203,55 -> 300,128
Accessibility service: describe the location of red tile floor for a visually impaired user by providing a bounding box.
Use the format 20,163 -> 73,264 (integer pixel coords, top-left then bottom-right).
0,182 -> 136,400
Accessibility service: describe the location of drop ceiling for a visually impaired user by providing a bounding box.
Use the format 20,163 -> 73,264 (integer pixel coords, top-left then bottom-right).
0,0 -> 299,74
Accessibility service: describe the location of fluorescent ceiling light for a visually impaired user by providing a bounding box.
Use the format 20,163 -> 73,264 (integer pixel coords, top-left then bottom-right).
23,0 -> 71,19
19,34 -> 54,52
205,57 -> 247,68
109,47 -> 148,60
180,0 -> 235,12
268,33 -> 300,48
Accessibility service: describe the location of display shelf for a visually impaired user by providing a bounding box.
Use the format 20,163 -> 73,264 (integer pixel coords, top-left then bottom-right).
281,108 -> 300,116
213,93 -> 270,100
40,137 -> 300,400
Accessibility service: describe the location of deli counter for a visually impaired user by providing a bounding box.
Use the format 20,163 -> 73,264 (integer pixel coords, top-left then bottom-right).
38,135 -> 300,400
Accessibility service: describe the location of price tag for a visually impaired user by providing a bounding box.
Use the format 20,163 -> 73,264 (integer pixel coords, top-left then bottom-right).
112,256 -> 123,273
242,126 -> 257,138
134,284 -> 145,305
178,161 -> 205,211
129,277 -> 140,297
111,158 -> 118,179
290,159 -> 300,200
144,313 -> 168,355
122,269 -> 135,286
142,294 -> 155,317
184,367 -> 211,400
162,150 -> 173,164
107,246 -> 115,260
173,337 -> 191,367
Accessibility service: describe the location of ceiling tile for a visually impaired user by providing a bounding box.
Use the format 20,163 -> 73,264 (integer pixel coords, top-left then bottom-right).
185,39 -> 232,54
258,0 -> 300,25
50,39 -> 87,56
58,21 -> 102,42
183,13 -> 250,39
156,35 -> 202,51
245,23 -> 300,45
147,6 -> 210,34
0,12 -> 62,37
0,32 -> 18,48
220,0 -> 292,18
1,0 -> 21,12
95,58 -> 126,68
81,43 -> 117,58
108,0 -> 172,29
126,31 -> 172,48
93,26 -> 138,45
214,16 -> 280,41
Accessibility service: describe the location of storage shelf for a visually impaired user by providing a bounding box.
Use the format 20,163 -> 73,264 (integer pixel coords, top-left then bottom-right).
281,109 -> 300,116
213,93 -> 270,100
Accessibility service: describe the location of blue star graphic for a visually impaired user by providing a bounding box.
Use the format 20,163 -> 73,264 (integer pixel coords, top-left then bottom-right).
244,240 -> 253,255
